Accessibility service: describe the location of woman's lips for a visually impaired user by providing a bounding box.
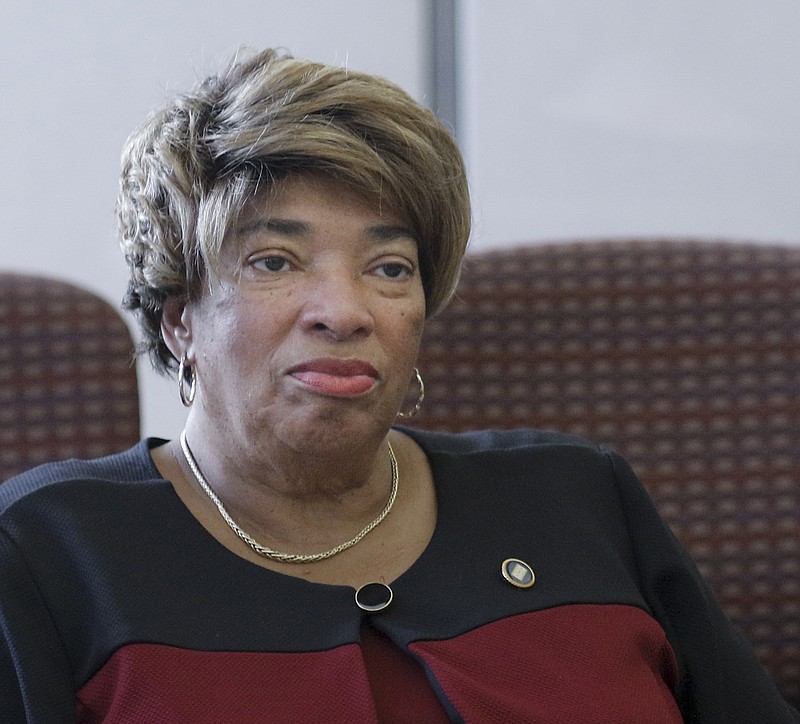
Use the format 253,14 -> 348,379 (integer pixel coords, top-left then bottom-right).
289,359 -> 378,396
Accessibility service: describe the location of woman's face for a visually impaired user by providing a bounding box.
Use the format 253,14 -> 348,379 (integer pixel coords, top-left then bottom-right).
169,175 -> 426,453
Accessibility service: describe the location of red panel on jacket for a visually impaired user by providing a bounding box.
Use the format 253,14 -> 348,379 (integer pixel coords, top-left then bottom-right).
410,604 -> 681,723
75,643 -> 377,723
75,604 -> 680,722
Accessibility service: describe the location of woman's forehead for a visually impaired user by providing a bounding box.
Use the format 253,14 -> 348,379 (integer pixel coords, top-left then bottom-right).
237,174 -> 411,234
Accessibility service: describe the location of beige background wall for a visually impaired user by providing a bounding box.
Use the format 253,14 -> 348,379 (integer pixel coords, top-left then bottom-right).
459,0 -> 800,248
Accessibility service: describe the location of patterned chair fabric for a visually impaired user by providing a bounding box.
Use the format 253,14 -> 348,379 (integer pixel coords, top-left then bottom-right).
0,273 -> 140,482
410,239 -> 800,707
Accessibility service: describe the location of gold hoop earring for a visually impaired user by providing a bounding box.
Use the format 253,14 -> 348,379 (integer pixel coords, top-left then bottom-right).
178,353 -> 196,407
397,367 -> 425,418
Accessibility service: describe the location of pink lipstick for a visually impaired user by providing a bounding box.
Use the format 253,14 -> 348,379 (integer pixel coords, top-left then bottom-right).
289,359 -> 378,397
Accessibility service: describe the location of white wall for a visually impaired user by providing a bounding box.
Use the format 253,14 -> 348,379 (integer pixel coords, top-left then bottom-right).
459,0 -> 800,249
0,0 -> 427,441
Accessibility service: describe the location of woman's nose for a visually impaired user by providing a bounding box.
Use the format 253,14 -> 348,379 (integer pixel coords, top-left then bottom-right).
298,271 -> 374,340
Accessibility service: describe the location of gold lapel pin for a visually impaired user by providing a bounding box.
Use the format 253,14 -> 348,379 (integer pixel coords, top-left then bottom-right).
501,558 -> 536,589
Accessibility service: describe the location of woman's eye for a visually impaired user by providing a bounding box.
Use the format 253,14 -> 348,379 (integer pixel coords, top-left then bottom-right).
374,262 -> 412,279
252,256 -> 290,272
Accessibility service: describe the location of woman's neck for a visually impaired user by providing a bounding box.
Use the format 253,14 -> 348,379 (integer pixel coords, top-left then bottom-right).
151,427 -> 436,588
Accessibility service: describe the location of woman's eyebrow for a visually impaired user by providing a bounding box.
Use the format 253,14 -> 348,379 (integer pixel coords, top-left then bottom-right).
238,219 -> 415,242
367,224 -> 415,241
238,218 -> 309,238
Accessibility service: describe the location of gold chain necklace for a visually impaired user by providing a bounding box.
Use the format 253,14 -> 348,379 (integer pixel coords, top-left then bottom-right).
179,431 -> 399,564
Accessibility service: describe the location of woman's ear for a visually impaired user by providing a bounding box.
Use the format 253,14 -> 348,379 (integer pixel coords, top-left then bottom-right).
161,297 -> 192,362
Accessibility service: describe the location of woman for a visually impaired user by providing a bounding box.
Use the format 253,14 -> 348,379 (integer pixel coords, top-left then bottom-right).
0,48 -> 796,723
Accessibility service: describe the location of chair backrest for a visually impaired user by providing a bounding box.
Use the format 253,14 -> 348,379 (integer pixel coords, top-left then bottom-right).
410,239 -> 800,707
0,273 -> 140,482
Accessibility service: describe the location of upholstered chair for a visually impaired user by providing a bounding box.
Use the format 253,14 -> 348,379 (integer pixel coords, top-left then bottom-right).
0,273 -> 140,482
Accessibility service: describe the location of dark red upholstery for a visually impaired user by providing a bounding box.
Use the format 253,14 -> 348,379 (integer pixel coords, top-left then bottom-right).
410,239 -> 800,706
0,273 -> 140,482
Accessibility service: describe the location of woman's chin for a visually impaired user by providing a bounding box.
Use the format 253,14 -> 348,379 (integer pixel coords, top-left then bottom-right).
266,405 -> 393,453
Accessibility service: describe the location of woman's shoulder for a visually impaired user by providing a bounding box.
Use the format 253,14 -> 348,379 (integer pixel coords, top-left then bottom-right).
398,426 -> 602,457
0,438 -> 165,515
398,426 -> 630,504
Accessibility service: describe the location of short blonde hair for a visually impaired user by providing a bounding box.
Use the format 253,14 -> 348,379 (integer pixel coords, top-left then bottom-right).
117,48 -> 471,373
